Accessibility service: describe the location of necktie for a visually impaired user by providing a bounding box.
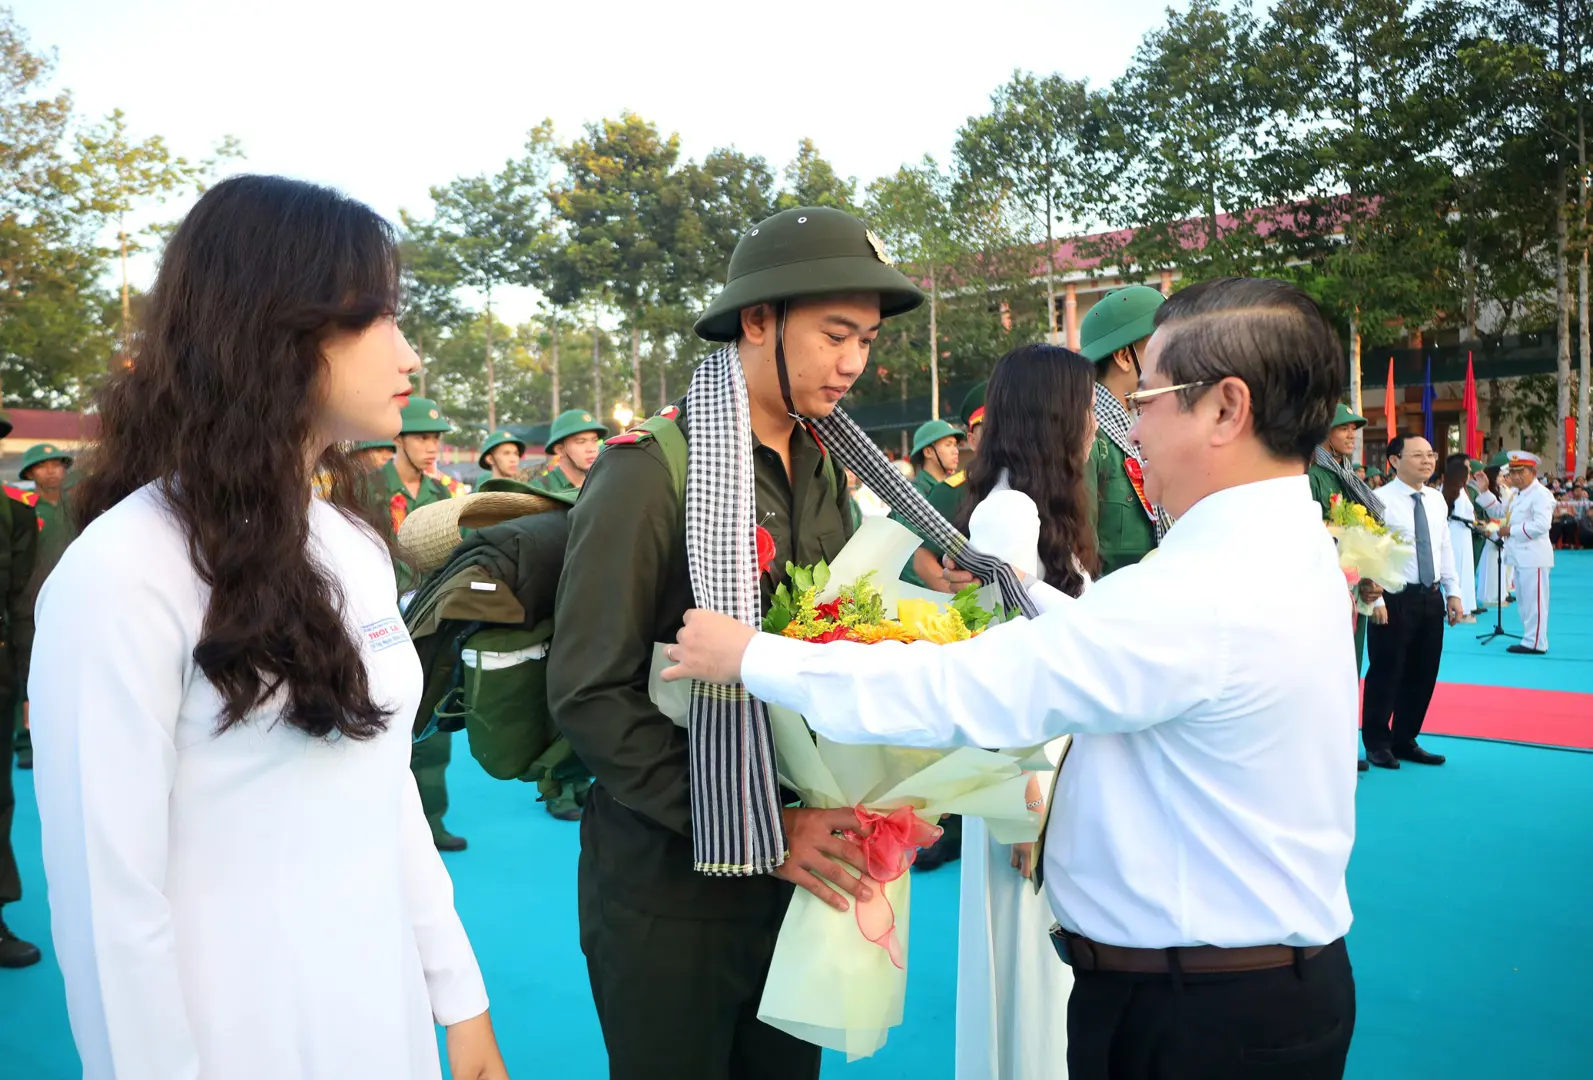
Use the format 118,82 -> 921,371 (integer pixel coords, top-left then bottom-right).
1412,492 -> 1436,588
1030,736 -> 1072,894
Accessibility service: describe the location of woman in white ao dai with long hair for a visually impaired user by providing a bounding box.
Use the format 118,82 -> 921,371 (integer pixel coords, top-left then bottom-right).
945,343 -> 1102,1080
29,176 -> 508,1080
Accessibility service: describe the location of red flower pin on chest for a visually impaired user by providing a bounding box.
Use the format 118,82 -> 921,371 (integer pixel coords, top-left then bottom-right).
1122,457 -> 1157,522
756,524 -> 777,574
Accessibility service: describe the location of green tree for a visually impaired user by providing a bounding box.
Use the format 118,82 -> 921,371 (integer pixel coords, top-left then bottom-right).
955,71 -> 1103,344
424,121 -> 556,429
75,109 -> 240,355
396,210 -> 465,397
776,138 -> 857,211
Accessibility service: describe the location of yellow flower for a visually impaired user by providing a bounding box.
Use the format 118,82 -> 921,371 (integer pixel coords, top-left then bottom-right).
896,598 -> 972,644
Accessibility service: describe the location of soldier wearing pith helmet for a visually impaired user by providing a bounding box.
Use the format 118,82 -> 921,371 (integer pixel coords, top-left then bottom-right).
1080,284 -> 1173,576
477,429 -> 526,482
534,410 -> 607,494
893,418 -> 962,590
549,205 -> 924,1080
365,396 -> 467,852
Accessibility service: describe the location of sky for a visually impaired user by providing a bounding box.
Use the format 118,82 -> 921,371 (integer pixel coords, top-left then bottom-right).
16,0 -> 1181,322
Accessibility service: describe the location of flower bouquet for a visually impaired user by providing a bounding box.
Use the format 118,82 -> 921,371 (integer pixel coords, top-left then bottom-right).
650,515 -> 1043,1059
1327,494 -> 1414,614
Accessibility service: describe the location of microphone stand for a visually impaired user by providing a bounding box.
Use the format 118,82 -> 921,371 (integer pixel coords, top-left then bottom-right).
1476,533 -> 1520,646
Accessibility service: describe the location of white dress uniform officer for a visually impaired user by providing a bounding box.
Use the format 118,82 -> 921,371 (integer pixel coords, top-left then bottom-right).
1499,450 -> 1555,654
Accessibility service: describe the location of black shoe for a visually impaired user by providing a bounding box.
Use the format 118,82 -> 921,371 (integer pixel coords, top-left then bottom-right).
1506,593 -> 1516,604
1393,743 -> 1446,766
1366,749 -> 1400,770
0,914 -> 41,969
14,749 -> 30,770
914,815 -> 963,872
1506,644 -> 1547,655
432,830 -> 468,852
1357,758 -> 1369,772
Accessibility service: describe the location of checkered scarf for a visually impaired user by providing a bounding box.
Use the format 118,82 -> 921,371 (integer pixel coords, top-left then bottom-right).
684,344 -> 1037,876
1311,444 -> 1384,525
1094,384 -> 1174,539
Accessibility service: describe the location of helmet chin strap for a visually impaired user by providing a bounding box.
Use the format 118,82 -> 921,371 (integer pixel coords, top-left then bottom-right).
773,301 -> 802,420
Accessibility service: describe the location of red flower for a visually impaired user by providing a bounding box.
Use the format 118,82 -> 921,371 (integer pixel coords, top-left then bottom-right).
814,599 -> 843,621
805,625 -> 856,644
756,525 -> 776,574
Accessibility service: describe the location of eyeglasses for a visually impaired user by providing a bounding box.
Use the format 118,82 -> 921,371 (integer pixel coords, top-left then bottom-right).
1123,380 -> 1216,417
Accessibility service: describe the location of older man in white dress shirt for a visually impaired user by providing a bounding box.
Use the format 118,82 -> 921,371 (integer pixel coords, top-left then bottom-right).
665,278 -> 1359,1080
1361,435 -> 1466,770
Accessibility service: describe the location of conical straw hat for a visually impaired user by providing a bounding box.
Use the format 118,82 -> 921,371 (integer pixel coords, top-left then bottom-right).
398,491 -> 559,573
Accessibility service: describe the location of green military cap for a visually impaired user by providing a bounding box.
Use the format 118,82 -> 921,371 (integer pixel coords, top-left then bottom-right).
352,439 -> 395,452
1467,457 -> 1486,472
547,409 -> 608,451
1079,284 -> 1166,363
477,429 -> 527,469
20,443 -> 73,478
1487,450 -> 1513,468
910,419 -> 962,460
694,206 -> 927,342
399,396 -> 451,435
476,477 -> 540,496
960,382 -> 987,429
1330,403 -> 1368,429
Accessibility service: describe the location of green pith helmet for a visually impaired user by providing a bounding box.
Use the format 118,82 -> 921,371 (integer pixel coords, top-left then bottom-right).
1330,403 -> 1368,429
546,409 -> 608,451
1487,450 -> 1512,469
694,207 -> 927,342
1467,457 -> 1485,472
960,382 -> 987,429
398,396 -> 451,436
20,442 -> 73,479
1079,285 -> 1167,363
477,429 -> 527,469
352,439 -> 395,452
0,413 -> 11,440
910,419 -> 962,460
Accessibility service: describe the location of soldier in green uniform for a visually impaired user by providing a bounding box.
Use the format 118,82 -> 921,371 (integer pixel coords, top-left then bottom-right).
13,444 -> 76,770
478,429 -> 525,482
534,410 -> 608,494
1081,284 -> 1172,576
549,205 -> 923,1080
0,414 -> 40,969
923,381 -> 985,525
370,397 -> 467,851
892,418 -> 962,590
1307,403 -> 1384,773
351,439 -> 394,471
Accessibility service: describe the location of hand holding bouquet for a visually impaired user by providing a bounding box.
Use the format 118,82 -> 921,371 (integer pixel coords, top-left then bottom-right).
1327,494 -> 1414,614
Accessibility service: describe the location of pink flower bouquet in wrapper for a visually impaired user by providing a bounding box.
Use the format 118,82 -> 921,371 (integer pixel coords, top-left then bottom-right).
650,515 -> 1046,1059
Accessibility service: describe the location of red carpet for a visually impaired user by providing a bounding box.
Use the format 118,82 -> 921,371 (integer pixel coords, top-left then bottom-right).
1414,681 -> 1593,750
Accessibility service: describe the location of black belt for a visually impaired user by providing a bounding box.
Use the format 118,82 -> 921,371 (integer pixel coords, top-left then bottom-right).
1050,926 -> 1329,974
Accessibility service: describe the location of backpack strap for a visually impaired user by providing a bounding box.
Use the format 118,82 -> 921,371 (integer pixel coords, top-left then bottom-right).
642,415 -> 689,505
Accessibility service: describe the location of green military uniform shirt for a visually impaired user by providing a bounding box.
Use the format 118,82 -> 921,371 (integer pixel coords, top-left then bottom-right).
891,469 -> 945,587
1090,434 -> 1157,577
370,461 -> 453,593
1307,461 -> 1353,519
534,465 -> 578,495
548,412 -> 852,917
31,495 -> 77,588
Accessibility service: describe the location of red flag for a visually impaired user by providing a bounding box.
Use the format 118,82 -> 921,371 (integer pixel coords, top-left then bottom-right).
1384,358 -> 1397,440
1462,352 -> 1480,458
1567,417 -> 1577,475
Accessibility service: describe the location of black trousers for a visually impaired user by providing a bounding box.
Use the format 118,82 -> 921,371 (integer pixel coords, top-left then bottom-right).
1361,585 -> 1445,752
577,803 -> 820,1080
0,694 -> 19,906
1067,939 -> 1355,1079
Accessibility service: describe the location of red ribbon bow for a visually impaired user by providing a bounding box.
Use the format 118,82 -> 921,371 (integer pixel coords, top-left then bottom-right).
844,806 -> 943,969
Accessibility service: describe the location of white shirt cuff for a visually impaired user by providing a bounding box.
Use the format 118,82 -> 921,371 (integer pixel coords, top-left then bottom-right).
742,633 -> 811,714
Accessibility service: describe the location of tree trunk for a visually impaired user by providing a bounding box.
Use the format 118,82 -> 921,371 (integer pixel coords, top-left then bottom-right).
1044,195 -> 1058,346
550,317 -> 561,421
592,322 -> 602,416
631,319 -> 643,415
1555,169 -> 1572,472
929,266 -> 940,420
658,340 -> 668,410
416,328 -> 427,398
484,291 -> 497,432
119,214 -> 131,357
900,328 -> 910,458
1349,311 -> 1364,465
1580,110 -> 1591,477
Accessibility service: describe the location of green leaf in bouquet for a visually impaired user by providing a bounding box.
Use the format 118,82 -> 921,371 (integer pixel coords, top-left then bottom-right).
813,560 -> 831,592
949,583 -> 996,634
792,565 -> 815,594
764,606 -> 793,634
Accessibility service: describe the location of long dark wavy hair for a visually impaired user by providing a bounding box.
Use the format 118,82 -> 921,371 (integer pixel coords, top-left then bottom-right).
955,343 -> 1099,596
74,175 -> 400,740
1442,453 -> 1470,517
